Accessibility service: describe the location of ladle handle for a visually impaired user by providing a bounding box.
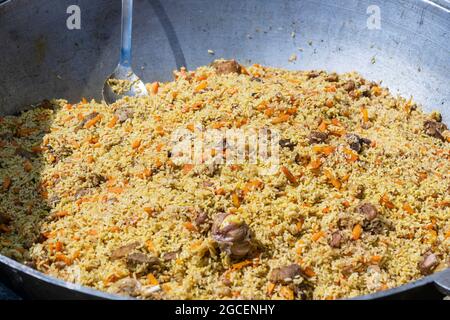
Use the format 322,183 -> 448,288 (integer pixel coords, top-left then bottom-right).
119,0 -> 133,67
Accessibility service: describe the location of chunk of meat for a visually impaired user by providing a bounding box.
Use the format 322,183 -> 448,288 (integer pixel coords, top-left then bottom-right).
357,203 -> 378,221
326,73 -> 339,82
211,60 -> 242,75
126,253 -> 160,269
194,211 -> 211,233
108,277 -> 142,297
110,242 -> 141,260
343,80 -> 356,92
15,147 -> 36,160
0,212 -> 11,225
269,264 -> 304,284
211,212 -> 254,258
346,134 -> 371,153
115,108 -> 134,124
162,251 -> 179,261
279,138 -> 297,151
424,120 -> 447,141
308,131 -> 328,145
328,231 -> 342,248
306,71 -> 321,79
419,252 -> 439,275
74,188 -> 90,200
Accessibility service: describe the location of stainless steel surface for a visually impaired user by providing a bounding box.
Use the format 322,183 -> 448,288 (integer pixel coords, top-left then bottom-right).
0,0 -> 449,300
103,0 -> 148,105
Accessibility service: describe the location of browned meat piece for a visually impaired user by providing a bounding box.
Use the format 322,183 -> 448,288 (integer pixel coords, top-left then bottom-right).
326,73 -> 339,82
279,138 -> 297,151
308,131 -> 329,145
162,251 -> 180,261
74,188 -> 90,200
269,264 -> 304,284
419,252 -> 439,275
307,71 -> 321,79
87,173 -> 107,187
126,253 -> 160,269
328,231 -> 342,248
211,212 -> 254,258
343,80 -> 356,92
110,242 -> 141,260
76,112 -> 99,130
295,153 -> 311,166
357,203 -> 378,221
194,211 -> 211,233
346,134 -> 371,153
211,60 -> 242,75
424,120 -> 447,141
15,147 -> 36,160
37,99 -> 54,110
115,108 -> 134,123
350,184 -> 365,199
108,277 -> 142,297
0,212 -> 11,225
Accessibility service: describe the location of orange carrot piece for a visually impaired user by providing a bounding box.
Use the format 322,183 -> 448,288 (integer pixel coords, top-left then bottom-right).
231,192 -> 241,208
107,115 -> 118,128
182,164 -> 194,174
352,224 -> 362,240
360,106 -> 369,122
108,187 -> 124,194
150,82 -> 159,95
311,230 -> 325,242
380,194 -> 395,209
147,274 -> 159,285
280,286 -> 294,300
183,221 -> 197,232
281,166 -> 298,186
2,176 -> 11,191
402,203 -> 415,214
267,282 -> 276,296
195,80 -> 207,92
131,139 -> 142,149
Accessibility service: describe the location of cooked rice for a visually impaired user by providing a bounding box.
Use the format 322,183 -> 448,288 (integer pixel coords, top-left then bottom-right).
0,61 -> 448,299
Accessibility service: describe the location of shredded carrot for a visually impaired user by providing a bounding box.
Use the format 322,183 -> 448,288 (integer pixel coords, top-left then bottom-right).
146,240 -> 156,252
231,192 -> 241,208
281,166 -> 298,186
303,266 -> 316,277
360,106 -> 369,122
318,120 -> 328,132
187,123 -> 195,132
267,282 -> 276,296
322,207 -> 331,214
325,99 -> 334,108
313,145 -> 335,156
150,82 -> 159,95
402,203 -> 415,214
280,286 -> 294,300
215,187 -> 226,195
147,273 -> 159,285
107,115 -> 118,128
195,80 -> 208,92
131,139 -> 142,149
380,194 -> 395,209
81,97 -> 88,105
371,86 -> 382,96
85,114 -> 102,129
55,211 -> 69,218
371,255 -> 382,264
342,200 -> 351,208
311,230 -> 325,242
2,176 -> 11,191
435,201 -> 450,208
352,224 -> 362,240
232,260 -> 253,270
343,148 -> 359,163
271,114 -> 290,124
182,164 -> 194,174
324,86 -> 336,93
309,158 -> 322,170
183,221 -> 197,232
108,187 -> 124,194
324,169 -> 341,190
55,253 -> 72,266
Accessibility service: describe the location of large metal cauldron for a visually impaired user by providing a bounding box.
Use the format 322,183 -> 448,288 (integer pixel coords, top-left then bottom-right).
0,0 -> 449,299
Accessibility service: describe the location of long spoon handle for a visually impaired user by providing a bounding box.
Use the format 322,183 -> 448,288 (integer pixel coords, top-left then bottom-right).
119,0 -> 133,67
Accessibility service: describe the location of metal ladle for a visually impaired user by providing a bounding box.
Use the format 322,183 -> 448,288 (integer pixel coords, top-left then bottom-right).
102,0 -> 148,105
